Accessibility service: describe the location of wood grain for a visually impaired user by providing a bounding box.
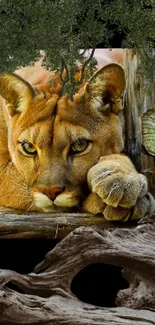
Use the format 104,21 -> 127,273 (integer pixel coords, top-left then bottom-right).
0,211 -> 129,238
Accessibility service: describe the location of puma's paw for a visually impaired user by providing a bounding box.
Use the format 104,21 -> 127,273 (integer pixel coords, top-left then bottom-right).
104,193 -> 155,221
87,154 -> 148,209
82,192 -> 106,215
82,190 -> 155,222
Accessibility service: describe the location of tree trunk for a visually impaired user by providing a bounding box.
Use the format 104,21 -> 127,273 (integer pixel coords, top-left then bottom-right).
124,50 -> 155,194
0,217 -> 155,324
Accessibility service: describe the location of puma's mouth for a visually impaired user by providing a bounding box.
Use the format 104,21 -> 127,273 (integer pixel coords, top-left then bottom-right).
54,191 -> 80,207
33,192 -> 55,212
33,191 -> 80,212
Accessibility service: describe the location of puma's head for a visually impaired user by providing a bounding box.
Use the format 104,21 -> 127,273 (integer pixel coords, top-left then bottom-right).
0,63 -> 126,211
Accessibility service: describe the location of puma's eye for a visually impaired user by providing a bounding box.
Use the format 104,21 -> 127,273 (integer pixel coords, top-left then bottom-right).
21,142 -> 37,155
71,138 -> 90,154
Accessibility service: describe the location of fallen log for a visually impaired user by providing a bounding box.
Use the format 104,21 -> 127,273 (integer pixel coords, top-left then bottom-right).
0,211 -> 133,238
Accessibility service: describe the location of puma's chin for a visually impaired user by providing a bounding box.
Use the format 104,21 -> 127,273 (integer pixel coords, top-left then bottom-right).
33,191 -> 80,212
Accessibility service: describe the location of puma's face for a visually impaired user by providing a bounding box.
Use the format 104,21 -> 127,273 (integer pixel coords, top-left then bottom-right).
0,63 -> 125,211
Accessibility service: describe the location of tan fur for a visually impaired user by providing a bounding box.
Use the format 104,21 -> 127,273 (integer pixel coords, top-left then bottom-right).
0,52 -> 154,220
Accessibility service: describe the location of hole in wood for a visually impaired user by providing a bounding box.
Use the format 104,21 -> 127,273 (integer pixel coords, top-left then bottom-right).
71,263 -> 129,307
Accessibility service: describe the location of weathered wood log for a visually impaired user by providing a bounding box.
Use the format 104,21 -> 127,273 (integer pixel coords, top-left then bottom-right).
0,218 -> 155,324
0,211 -> 134,238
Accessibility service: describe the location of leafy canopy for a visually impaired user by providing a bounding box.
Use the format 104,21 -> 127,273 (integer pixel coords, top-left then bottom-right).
0,0 -> 155,98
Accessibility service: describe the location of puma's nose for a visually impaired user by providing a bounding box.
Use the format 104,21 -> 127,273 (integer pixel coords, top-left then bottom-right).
42,187 -> 64,201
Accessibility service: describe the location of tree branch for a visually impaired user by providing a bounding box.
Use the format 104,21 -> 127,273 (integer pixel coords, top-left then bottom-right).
76,47 -> 96,86
60,54 -> 70,95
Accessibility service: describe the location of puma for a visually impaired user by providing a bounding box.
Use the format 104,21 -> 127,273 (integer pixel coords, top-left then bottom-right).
0,55 -> 154,221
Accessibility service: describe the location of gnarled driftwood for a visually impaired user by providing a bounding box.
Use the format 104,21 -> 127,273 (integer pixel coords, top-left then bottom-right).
0,217 -> 155,324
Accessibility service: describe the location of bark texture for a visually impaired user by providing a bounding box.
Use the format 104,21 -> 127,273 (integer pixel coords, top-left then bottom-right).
0,217 -> 155,324
0,211 -> 124,238
124,50 -> 155,194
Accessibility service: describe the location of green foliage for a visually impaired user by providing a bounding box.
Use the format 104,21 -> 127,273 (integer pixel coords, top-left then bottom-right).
0,0 -> 154,98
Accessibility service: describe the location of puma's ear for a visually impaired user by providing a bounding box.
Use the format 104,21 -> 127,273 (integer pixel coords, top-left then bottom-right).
0,73 -> 37,116
84,63 -> 126,114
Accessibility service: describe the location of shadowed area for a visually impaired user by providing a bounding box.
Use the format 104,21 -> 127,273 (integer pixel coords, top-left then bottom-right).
0,238 -> 59,273
71,263 -> 129,307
